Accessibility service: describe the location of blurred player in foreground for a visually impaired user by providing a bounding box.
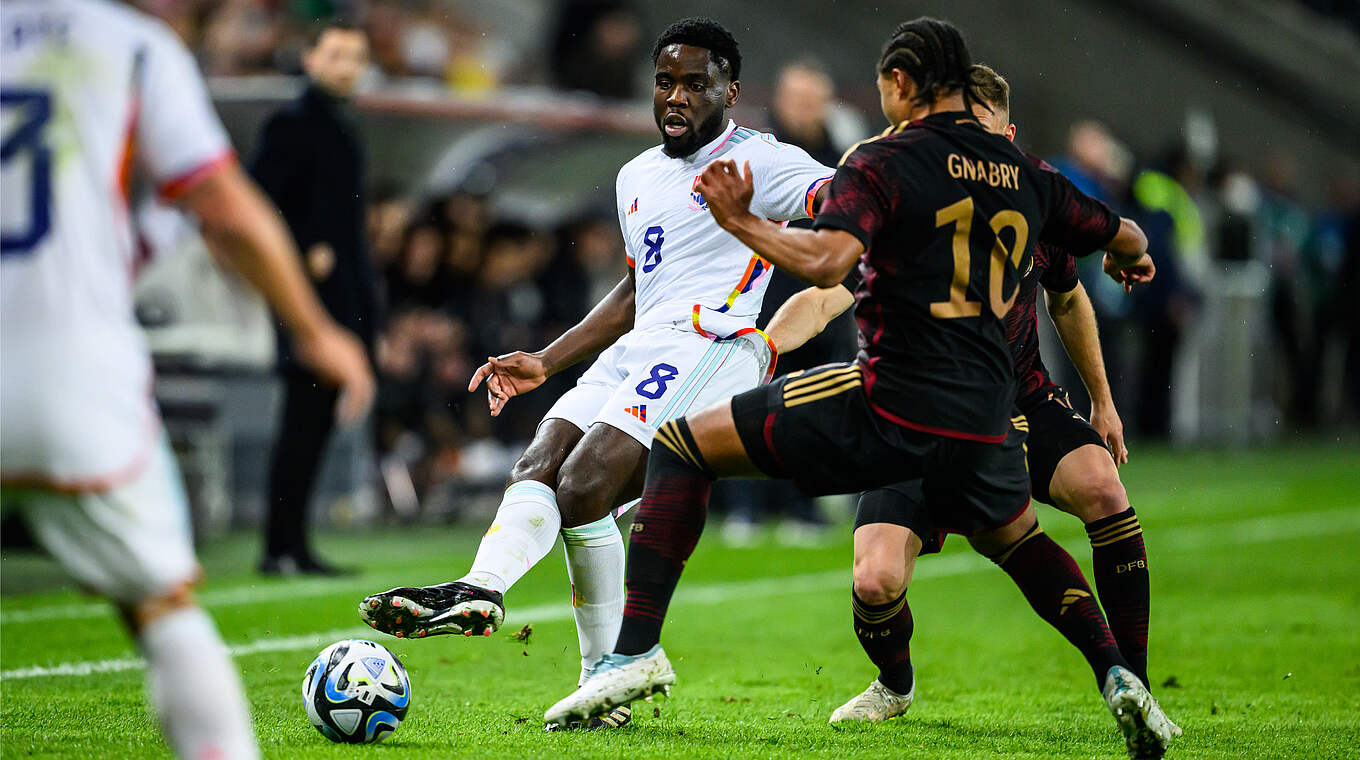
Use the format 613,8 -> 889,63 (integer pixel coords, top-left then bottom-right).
1,1 -> 373,757
760,64 -> 1178,754
358,17 -> 833,729
546,17 -> 1177,760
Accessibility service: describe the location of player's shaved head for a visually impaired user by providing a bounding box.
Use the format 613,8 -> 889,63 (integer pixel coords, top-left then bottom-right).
968,64 -> 1010,122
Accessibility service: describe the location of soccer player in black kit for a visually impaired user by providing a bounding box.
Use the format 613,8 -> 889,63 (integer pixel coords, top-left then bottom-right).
762,64 -> 1180,757
545,17 -> 1177,759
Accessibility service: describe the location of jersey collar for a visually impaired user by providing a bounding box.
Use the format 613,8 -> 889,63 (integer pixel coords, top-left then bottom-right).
686,120 -> 740,162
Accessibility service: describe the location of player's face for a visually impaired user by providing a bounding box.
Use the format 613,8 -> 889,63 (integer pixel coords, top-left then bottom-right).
653,43 -> 738,158
305,29 -> 369,98
971,102 -> 1016,141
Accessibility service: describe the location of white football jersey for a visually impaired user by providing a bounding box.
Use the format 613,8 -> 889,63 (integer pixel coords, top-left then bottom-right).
616,120 -> 832,339
1,0 -> 232,488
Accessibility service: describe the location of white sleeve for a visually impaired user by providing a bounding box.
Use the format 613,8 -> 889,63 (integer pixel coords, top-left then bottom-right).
746,136 -> 835,222
136,23 -> 233,199
616,168 -> 637,270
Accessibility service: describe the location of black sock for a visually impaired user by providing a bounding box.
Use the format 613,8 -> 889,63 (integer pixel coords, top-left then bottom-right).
1087,507 -> 1150,687
994,524 -> 1129,688
852,588 -> 914,694
614,418 -> 713,656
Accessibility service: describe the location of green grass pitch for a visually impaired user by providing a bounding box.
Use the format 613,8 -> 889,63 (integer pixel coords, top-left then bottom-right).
3,443 -> 1358,758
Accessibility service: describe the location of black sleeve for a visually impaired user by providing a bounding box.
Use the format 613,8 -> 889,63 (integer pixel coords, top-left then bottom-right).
1040,169 -> 1121,256
812,145 -> 894,250
1037,244 -> 1080,293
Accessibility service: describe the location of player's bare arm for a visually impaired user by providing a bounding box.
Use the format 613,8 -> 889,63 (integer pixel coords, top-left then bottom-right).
469,270 -> 636,416
1044,283 -> 1127,464
184,162 -> 375,424
696,159 -> 862,287
763,283 -> 855,355
1101,218 -> 1155,293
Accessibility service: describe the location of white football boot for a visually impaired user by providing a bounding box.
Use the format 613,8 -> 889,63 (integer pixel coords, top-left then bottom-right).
829,679 -> 915,723
1103,665 -> 1181,759
544,645 -> 675,727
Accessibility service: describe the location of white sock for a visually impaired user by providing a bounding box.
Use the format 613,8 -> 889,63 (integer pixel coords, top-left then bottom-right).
460,480 -> 561,595
561,514 -> 626,681
140,607 -> 259,760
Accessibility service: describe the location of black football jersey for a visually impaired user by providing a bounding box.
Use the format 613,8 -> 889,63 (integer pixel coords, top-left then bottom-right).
814,112 -> 1119,441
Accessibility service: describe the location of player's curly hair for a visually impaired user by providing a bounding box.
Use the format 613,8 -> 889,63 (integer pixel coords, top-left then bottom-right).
878,17 -> 988,115
652,17 -> 742,82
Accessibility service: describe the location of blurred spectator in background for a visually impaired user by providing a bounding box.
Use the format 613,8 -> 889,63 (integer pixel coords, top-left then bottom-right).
1052,122 -> 1201,439
200,0 -> 286,75
769,59 -> 842,167
550,0 -> 645,98
1301,173 -> 1360,423
1258,153 -> 1316,427
251,21 -> 378,575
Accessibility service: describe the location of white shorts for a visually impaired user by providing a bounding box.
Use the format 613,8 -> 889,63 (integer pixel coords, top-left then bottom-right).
544,325 -> 768,448
4,434 -> 199,604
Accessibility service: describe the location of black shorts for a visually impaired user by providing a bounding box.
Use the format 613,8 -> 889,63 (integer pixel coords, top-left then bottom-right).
854,483 -> 948,555
851,417 -> 1030,555
731,362 -> 1031,537
1018,385 -> 1109,505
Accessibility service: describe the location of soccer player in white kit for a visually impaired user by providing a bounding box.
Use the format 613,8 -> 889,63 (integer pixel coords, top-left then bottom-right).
359,18 -> 832,728
1,2 -> 374,758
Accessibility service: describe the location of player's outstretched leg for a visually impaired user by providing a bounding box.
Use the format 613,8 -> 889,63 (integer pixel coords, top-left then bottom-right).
360,422 -> 581,638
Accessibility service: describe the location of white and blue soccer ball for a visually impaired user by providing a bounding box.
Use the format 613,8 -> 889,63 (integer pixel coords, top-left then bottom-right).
302,639 -> 411,744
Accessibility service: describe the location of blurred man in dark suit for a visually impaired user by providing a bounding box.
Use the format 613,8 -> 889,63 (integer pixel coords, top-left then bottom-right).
251,21 -> 377,575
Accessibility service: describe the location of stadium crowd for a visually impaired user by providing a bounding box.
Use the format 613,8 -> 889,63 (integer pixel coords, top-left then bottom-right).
133,1 -> 1359,515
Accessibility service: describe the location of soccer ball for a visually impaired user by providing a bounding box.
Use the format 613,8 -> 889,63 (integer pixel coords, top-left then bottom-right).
302,639 -> 411,743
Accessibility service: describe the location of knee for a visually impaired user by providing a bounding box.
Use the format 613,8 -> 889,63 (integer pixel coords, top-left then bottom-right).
508,449 -> 560,486
120,578 -> 199,634
1064,473 -> 1128,523
852,562 -> 907,605
555,465 -> 609,528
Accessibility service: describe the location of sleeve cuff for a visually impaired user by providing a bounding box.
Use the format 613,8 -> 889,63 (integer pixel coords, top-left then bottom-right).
157,150 -> 236,201
804,175 -> 834,217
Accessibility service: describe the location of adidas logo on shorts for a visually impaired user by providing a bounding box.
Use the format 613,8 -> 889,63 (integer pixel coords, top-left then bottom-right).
625,405 -> 647,422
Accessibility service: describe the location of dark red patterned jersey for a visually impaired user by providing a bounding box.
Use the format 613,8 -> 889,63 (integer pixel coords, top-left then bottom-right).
1007,241 -> 1080,403
814,112 -> 1118,441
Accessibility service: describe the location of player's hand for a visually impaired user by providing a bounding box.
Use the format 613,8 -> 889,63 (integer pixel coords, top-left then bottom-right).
294,324 -> 376,426
1103,252 -> 1156,293
694,159 -> 756,231
468,351 -> 549,417
1089,401 -> 1128,466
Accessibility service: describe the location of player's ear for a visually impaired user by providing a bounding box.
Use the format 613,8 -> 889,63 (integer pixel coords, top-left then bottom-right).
1006,124 -> 1017,142
891,69 -> 914,102
724,79 -> 740,108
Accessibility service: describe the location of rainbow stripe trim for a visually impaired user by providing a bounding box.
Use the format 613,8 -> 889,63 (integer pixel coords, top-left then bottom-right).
689,305 -> 779,383
805,175 -> 834,217
706,253 -> 771,315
